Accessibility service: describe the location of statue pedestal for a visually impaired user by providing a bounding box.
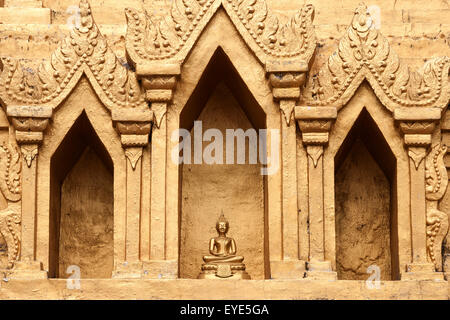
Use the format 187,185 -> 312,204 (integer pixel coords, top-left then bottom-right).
198,262 -> 251,280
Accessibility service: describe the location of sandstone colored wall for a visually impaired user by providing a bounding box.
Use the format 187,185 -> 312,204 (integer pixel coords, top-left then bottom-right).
0,0 -> 448,300
180,82 -> 265,279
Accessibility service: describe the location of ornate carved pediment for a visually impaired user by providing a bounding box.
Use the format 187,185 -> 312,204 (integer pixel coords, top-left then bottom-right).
302,3 -> 450,112
125,0 -> 221,66
0,0 -> 147,112
223,0 -> 316,65
125,0 -> 316,67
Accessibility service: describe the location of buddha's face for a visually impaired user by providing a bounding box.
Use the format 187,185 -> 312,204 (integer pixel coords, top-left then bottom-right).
216,221 -> 228,234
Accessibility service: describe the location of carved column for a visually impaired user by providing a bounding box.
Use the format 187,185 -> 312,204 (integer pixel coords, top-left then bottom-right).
139,63 -> 180,278
6,105 -> 51,279
394,107 -> 444,280
112,109 -> 152,278
296,106 -> 337,280
266,61 -> 307,278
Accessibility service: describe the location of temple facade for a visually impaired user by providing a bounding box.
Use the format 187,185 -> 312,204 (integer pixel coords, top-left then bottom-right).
0,0 -> 449,299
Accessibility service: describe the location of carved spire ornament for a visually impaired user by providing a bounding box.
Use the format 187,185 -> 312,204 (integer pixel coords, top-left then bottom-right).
125,0 -> 219,64
125,0 -> 317,127
125,0 -> 316,66
223,0 -> 316,64
302,3 -> 450,112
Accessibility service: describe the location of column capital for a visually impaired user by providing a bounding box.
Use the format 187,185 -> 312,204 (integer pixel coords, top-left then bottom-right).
7,106 -> 52,167
394,107 -> 441,147
266,60 -> 308,125
7,105 -> 52,145
112,109 -> 153,148
137,64 -> 181,128
138,63 -> 180,103
295,106 -> 337,146
112,109 -> 152,170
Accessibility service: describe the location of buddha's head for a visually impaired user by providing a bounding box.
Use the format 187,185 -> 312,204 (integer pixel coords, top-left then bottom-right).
216,213 -> 229,235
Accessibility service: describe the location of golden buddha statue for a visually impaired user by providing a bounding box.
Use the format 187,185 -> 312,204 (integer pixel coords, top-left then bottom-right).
198,213 -> 250,279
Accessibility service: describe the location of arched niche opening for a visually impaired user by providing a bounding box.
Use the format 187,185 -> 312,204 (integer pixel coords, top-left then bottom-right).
178,47 -> 268,279
334,108 -> 399,280
49,111 -> 114,279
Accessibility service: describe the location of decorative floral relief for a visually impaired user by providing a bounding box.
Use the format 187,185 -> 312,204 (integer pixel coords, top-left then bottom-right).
0,142 -> 22,269
223,0 -> 316,60
126,0 -> 217,61
425,144 -> 450,271
0,209 -> 20,269
0,142 -> 21,203
426,144 -> 448,201
303,3 -> 450,111
427,209 -> 449,271
126,0 -> 316,63
0,0 -> 147,110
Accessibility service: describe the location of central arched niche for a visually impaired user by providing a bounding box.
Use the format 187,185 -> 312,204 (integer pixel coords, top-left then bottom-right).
49,111 -> 113,279
179,47 -> 268,279
335,108 -> 399,280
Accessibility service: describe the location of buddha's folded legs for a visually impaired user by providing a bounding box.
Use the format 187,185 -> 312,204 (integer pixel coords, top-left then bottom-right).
203,255 -> 244,264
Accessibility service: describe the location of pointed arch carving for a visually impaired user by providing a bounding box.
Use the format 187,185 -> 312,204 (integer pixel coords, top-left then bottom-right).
302,4 -> 450,112
0,0 -> 147,112
125,0 -> 316,67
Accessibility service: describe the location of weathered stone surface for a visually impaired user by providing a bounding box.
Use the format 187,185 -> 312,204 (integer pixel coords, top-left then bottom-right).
336,139 -> 392,280
0,0 -> 448,299
58,147 -> 114,279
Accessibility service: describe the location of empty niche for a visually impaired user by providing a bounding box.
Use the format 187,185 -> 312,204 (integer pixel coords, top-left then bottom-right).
49,111 -> 114,279
335,108 -> 399,280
